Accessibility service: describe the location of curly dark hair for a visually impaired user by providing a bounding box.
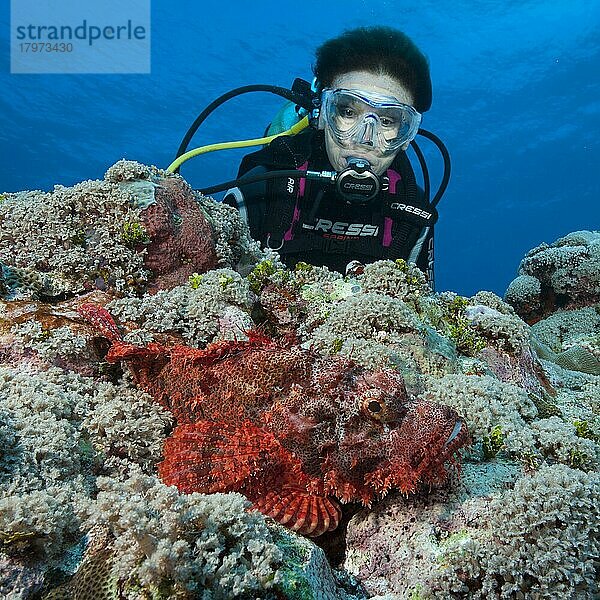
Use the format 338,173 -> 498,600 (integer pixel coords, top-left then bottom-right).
313,26 -> 432,112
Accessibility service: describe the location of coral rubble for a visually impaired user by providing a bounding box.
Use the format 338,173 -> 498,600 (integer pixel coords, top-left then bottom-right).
1,165 -> 598,599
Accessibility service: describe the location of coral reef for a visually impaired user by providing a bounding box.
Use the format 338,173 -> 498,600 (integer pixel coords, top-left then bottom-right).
529,307 -> 600,376
345,463 -> 599,599
0,364 -> 172,597
74,474 -> 283,599
0,160 -> 265,299
0,171 -> 151,297
428,464 -> 599,598
1,168 -> 598,599
106,268 -> 256,347
505,230 -> 600,323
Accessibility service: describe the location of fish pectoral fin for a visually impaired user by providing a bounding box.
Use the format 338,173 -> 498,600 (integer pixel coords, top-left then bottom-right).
253,487 -> 341,537
158,419 -> 289,495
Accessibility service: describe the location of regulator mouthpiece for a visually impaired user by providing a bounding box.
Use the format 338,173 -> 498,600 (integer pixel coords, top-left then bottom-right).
335,157 -> 380,204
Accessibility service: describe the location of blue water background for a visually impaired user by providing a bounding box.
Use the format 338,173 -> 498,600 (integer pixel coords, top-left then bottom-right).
1,0 -> 598,296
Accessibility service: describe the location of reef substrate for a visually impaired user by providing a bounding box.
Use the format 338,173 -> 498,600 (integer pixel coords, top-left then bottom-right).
0,162 -> 598,599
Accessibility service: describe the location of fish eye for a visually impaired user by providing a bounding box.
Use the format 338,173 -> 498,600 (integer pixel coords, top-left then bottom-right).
362,394 -> 387,422
367,400 -> 382,413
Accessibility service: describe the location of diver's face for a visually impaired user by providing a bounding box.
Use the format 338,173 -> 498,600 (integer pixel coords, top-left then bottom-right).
323,70 -> 415,176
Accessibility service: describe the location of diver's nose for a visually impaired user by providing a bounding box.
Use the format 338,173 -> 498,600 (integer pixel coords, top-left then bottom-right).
358,116 -> 376,146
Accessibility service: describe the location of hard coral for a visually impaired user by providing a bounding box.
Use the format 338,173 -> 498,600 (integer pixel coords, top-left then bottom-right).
530,307 -> 600,376
0,160 -> 268,300
107,269 -> 255,347
0,179 -> 149,297
505,230 -> 600,323
0,359 -> 174,597
431,464 -> 600,598
72,474 -> 283,599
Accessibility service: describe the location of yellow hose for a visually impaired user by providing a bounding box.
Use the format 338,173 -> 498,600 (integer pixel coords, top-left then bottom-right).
166,116 -> 310,173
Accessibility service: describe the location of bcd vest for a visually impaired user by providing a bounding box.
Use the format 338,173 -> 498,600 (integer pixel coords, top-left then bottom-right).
237,129 -> 438,274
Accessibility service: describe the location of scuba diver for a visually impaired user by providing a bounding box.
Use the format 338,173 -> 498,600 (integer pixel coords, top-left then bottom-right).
170,26 -> 450,287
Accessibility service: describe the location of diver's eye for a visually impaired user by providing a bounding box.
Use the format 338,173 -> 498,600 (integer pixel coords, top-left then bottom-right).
379,117 -> 396,128
336,104 -> 357,119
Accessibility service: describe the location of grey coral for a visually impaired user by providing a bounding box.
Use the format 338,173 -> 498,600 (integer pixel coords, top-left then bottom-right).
0,177 -> 150,297
76,474 -> 283,599
107,268 -> 255,346
431,464 -> 600,598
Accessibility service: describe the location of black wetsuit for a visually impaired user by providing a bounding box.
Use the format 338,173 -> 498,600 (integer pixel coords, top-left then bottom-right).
223,128 -> 437,281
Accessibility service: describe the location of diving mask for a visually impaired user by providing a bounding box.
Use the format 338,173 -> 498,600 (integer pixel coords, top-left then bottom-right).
320,88 -> 422,155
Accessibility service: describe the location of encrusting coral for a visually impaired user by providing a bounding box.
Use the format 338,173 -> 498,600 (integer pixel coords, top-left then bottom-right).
1,163 -> 598,599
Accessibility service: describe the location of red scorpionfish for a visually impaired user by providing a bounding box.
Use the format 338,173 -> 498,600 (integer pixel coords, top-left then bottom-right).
80,303 -> 469,537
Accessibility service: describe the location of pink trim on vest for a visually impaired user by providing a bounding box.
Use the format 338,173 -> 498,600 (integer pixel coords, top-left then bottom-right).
387,168 -> 402,195
298,162 -> 308,197
382,168 -> 402,247
383,217 -> 393,247
283,161 -> 308,241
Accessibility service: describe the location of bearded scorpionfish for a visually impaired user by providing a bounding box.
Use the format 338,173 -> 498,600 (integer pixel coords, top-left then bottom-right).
81,303 -> 469,537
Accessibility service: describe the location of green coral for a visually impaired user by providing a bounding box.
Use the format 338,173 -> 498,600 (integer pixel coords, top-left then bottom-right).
331,338 -> 343,354
70,229 -> 86,247
394,258 -> 409,272
569,449 -> 588,469
218,273 -> 234,288
530,392 -> 562,418
573,419 -> 600,442
121,221 -> 150,246
247,259 -> 277,293
421,294 -> 487,356
294,261 -> 313,272
0,530 -> 39,546
407,583 -> 426,600
188,272 -> 203,289
445,296 -> 487,356
395,258 -> 422,286
435,529 -> 472,568
482,425 -> 505,459
247,259 -> 293,293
